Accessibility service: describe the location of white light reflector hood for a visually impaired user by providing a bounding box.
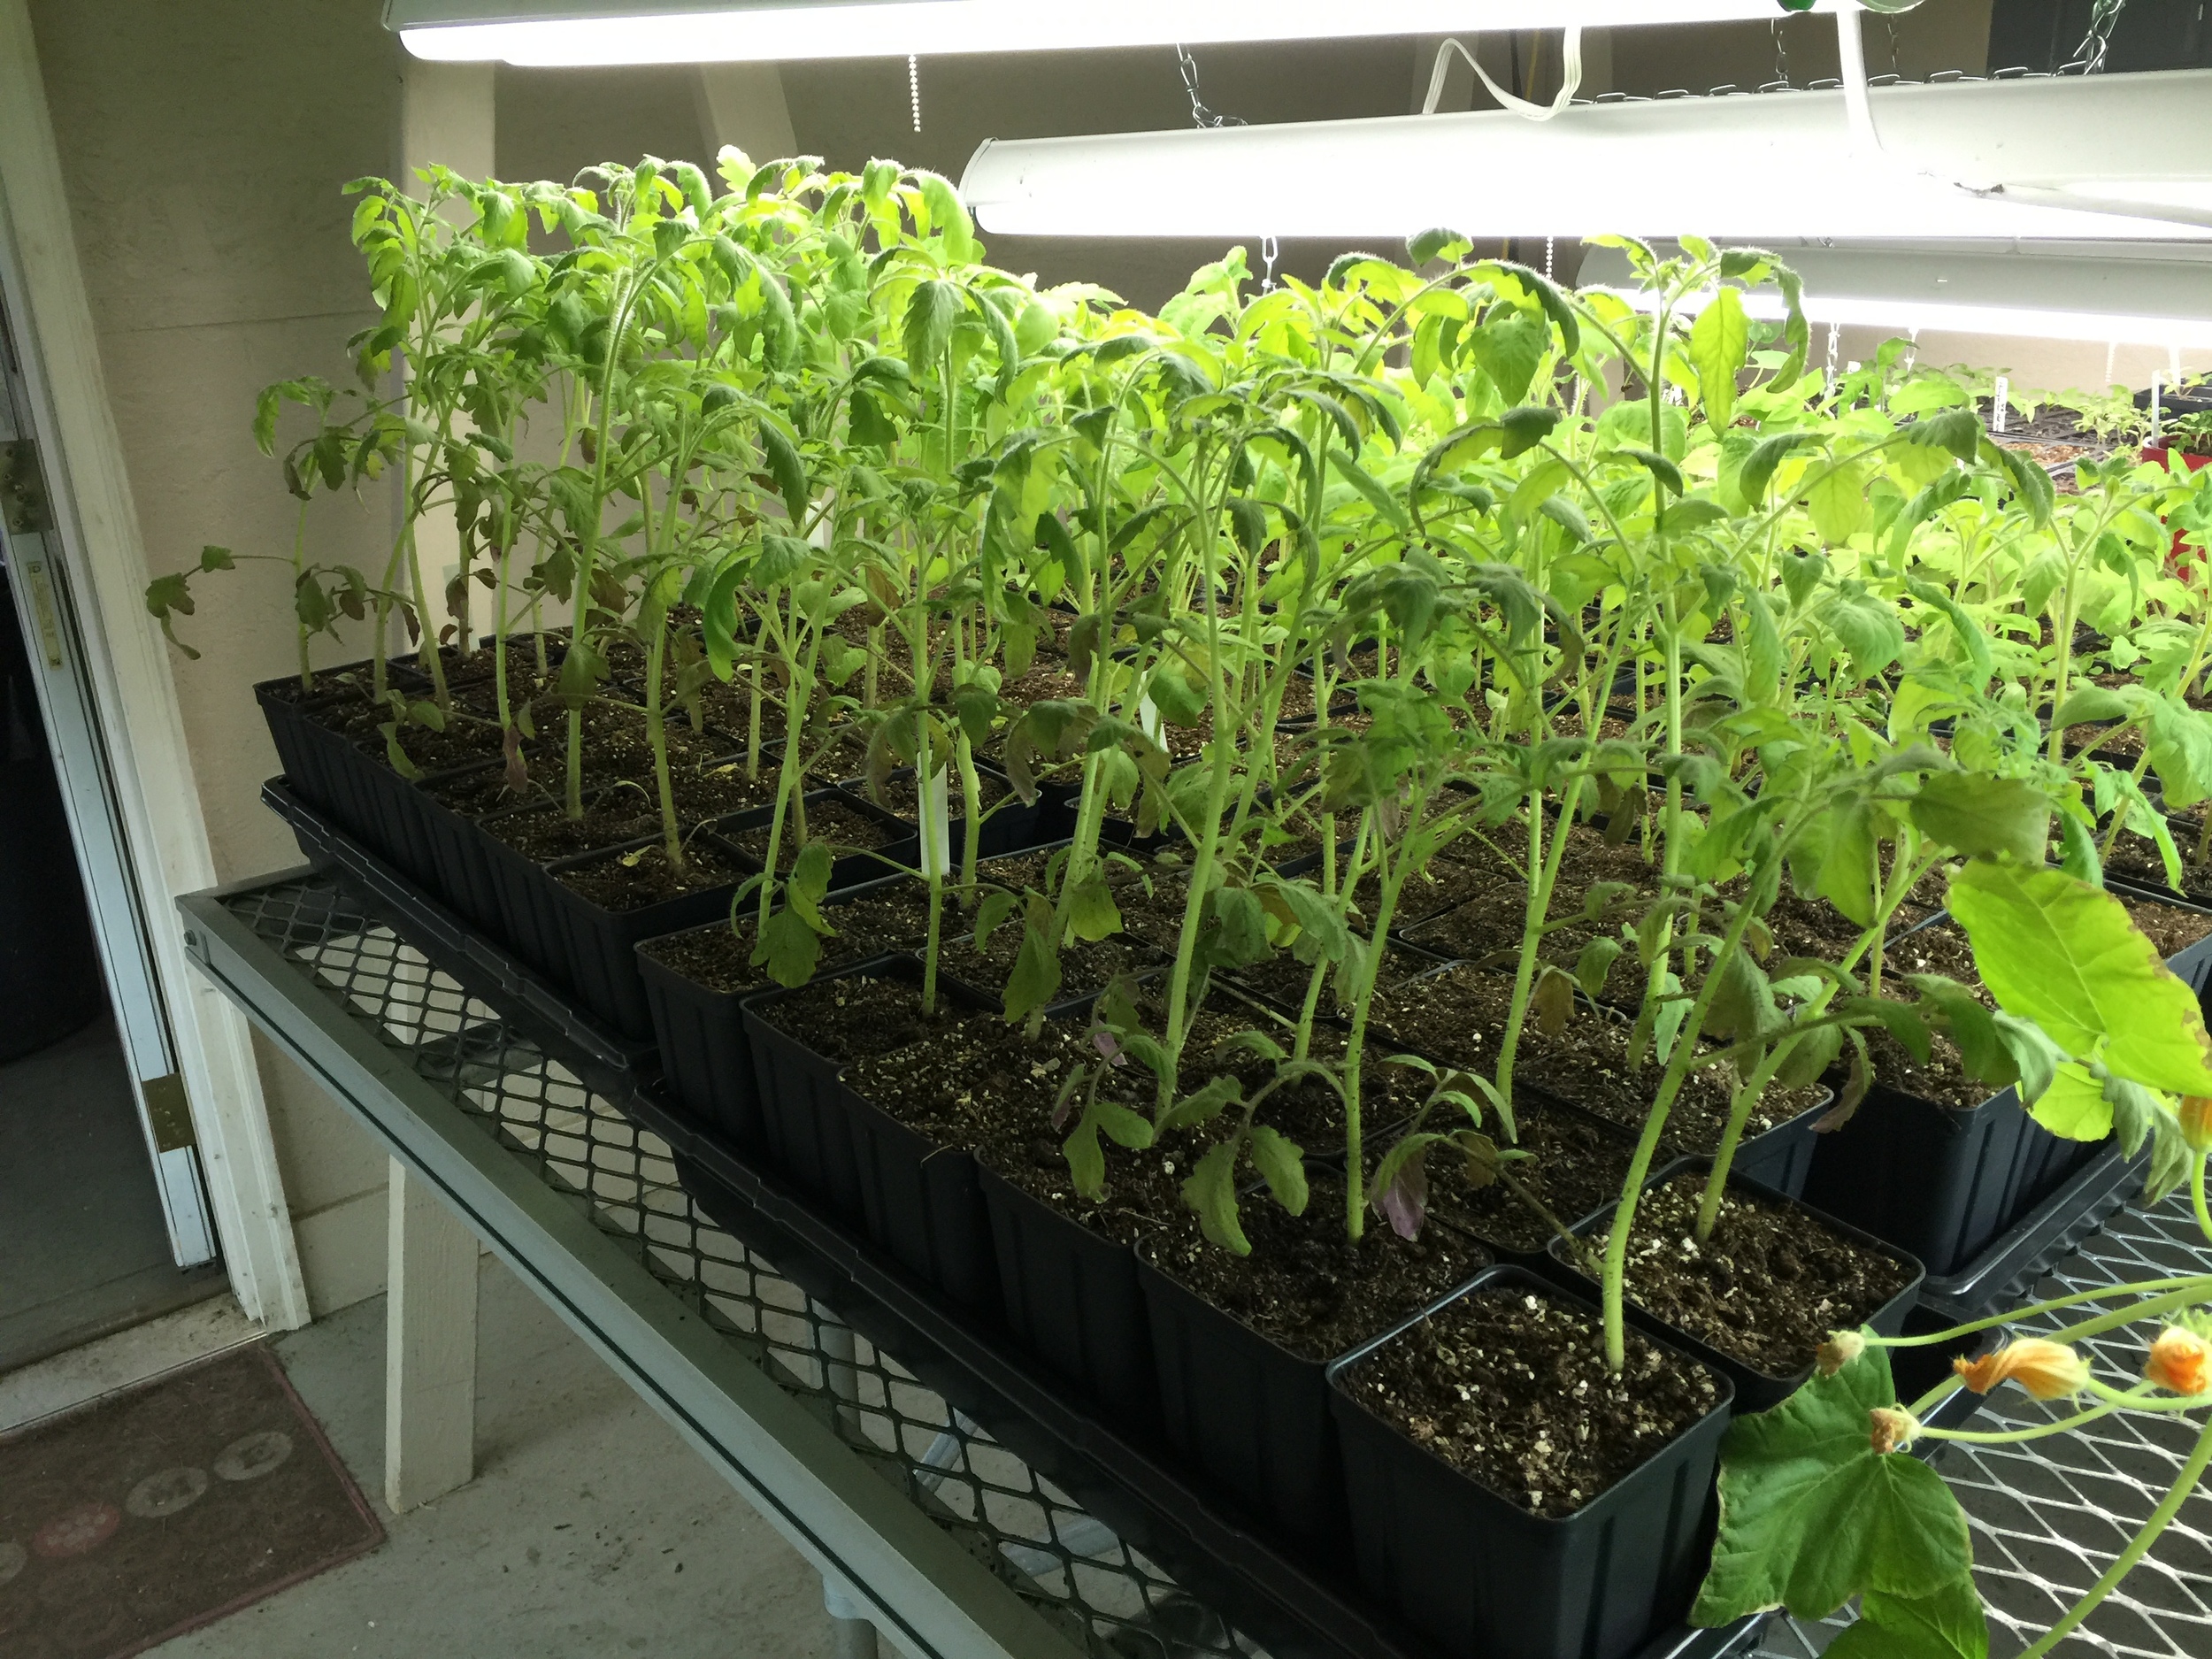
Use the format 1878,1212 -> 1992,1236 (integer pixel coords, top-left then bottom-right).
388,0 -> 1837,65
960,71 -> 2212,243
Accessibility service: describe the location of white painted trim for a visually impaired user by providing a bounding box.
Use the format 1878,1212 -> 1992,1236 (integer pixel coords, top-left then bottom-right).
0,0 -> 310,1332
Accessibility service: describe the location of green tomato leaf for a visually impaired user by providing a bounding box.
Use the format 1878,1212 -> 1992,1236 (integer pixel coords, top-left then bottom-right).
1245,1125 -> 1310,1215
760,905 -> 824,989
1064,875 -> 1123,943
1180,1139 -> 1250,1255
1688,285 -> 1749,429
1907,773 -> 2051,865
1002,918 -> 1064,1025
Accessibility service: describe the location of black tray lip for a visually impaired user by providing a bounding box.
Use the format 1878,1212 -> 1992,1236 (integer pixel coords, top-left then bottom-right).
1917,1139 -> 2150,1322
1322,1262 -> 1740,1532
261,773 -> 658,1078
1546,1156 -> 1930,1394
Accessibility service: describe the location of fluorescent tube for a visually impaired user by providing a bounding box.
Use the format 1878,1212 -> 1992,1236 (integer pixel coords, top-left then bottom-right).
1611,285 -> 2212,351
388,1 -> 1836,66
959,72 -> 2212,242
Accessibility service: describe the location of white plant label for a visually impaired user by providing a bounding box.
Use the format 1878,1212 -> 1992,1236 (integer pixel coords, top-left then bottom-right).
1993,375 -> 2009,434
919,762 -> 953,879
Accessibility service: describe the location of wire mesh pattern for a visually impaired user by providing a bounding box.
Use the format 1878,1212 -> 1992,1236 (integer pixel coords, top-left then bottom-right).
219,872 -> 2212,1659
1752,1198 -> 2212,1659
223,875 -> 1250,1659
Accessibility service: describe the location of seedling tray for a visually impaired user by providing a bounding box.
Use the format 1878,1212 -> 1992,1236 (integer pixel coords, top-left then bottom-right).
255,780 -> 1983,1659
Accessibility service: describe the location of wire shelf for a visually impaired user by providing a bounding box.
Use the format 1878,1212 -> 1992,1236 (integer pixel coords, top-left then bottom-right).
215,872 -> 2212,1659
224,874 -> 1250,1659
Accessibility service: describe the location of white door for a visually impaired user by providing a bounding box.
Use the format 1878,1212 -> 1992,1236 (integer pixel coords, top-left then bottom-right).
0,294 -> 217,1268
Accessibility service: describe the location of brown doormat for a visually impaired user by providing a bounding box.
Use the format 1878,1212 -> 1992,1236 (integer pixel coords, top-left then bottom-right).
0,1341 -> 382,1658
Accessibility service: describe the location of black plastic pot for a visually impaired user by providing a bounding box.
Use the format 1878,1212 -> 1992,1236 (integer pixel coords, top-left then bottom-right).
530,834 -> 756,1042
1326,1265 -> 1734,1659
1419,1092 -> 1638,1267
1134,1235 -> 1492,1553
1808,894 -> 2211,1274
1134,1241 -> 1347,1551
417,760 -> 507,934
254,672 -> 387,858
739,955 -> 911,1229
978,1161 -> 1159,1431
1549,1159 -> 1924,1413
844,1090 -> 998,1315
843,759 -> 1048,862
1727,1090 -> 1832,1199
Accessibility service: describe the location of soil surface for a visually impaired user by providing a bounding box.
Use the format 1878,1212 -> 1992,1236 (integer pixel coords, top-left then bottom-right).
551,836 -> 747,910
1338,1281 -> 1724,1519
1367,964 -> 1824,1156
1142,1177 -> 1487,1363
1581,1171 -> 1917,1379
725,797 -> 902,872
1419,1102 -> 1637,1256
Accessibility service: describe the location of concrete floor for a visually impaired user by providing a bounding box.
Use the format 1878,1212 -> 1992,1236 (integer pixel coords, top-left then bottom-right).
3,1262 -> 840,1659
0,1018 -> 227,1369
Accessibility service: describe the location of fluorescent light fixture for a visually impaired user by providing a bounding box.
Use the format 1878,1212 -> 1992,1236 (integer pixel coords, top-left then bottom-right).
960,70 -> 2212,242
1617,286 -> 2212,351
387,0 -> 1835,66
1578,241 -> 2212,349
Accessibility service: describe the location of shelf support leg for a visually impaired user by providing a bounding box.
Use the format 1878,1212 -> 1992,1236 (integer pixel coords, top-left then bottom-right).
825,1576 -> 881,1659
384,1157 -> 479,1512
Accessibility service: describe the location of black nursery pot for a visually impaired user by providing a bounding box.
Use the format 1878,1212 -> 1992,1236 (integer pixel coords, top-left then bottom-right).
978,1161 -> 1159,1432
1807,895 -> 2212,1273
1133,1235 -> 1491,1553
1726,1089 -> 1832,1199
1326,1265 -> 1735,1659
831,960 -> 1000,1313
1800,1080 -> 2055,1279
637,869 -> 907,1147
254,669 -> 388,857
738,954 -> 910,1232
1548,1159 -> 1924,1414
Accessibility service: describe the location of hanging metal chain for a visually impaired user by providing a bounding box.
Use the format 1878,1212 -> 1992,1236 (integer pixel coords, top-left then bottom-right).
2065,0 -> 2129,73
1765,18 -> 1793,92
908,55 -> 921,133
1175,43 -> 1245,129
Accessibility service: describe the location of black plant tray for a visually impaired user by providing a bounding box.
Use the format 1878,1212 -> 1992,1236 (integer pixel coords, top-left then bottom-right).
280,784 -> 1998,1659
665,1119 -> 1764,1659
263,774 -> 657,1078
1916,1139 -> 2151,1326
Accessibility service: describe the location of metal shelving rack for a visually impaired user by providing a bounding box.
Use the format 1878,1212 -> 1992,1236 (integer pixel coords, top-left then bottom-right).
180,866 -> 2212,1659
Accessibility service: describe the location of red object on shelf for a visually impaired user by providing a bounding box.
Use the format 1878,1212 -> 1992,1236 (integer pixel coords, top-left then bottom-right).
2144,446 -> 2212,567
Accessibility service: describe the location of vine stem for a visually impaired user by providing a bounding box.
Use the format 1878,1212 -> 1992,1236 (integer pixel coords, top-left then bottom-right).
1868,1275 -> 2212,1349
2193,1153 -> 2212,1242
2014,1409 -> 2212,1659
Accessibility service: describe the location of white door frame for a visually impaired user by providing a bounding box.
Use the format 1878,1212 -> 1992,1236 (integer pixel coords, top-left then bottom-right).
0,0 -> 310,1333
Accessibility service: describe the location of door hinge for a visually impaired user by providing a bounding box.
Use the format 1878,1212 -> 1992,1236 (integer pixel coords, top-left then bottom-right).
0,437 -> 51,534
22,557 -> 65,668
142,1072 -> 199,1153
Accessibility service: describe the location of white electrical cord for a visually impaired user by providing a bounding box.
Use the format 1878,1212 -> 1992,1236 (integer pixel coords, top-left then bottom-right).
1422,26 -> 1584,119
